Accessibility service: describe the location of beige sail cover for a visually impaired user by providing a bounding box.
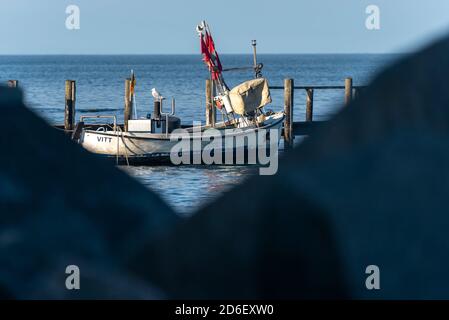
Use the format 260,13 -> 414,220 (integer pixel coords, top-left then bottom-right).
228,78 -> 272,115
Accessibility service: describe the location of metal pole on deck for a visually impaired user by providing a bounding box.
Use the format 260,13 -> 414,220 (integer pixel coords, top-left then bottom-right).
252,40 -> 261,78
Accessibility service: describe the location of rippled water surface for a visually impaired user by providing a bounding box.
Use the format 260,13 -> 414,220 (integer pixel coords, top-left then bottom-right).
0,54 -> 397,213
121,165 -> 257,214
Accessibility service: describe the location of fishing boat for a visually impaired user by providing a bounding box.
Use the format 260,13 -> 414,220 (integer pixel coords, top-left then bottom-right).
74,21 -> 285,165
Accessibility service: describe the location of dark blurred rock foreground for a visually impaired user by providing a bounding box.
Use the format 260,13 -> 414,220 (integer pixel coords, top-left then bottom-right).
0,87 -> 177,299
2,35 -> 449,299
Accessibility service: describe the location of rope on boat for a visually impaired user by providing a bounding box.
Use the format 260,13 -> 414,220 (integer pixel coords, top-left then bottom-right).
116,126 -> 130,166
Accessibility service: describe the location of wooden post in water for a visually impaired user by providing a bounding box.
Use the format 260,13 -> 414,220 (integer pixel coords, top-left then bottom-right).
205,79 -> 215,127
64,80 -> 76,131
283,78 -> 294,149
345,77 -> 353,106
7,80 -> 18,88
306,88 -> 314,122
353,87 -> 361,100
124,78 -> 132,132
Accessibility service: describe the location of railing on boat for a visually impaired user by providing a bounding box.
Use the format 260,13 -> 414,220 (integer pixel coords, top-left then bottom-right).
79,115 -> 117,132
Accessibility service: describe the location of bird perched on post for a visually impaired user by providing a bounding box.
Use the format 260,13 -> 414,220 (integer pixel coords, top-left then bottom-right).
151,88 -> 164,102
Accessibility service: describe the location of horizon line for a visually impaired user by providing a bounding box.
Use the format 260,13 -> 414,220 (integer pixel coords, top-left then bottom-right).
0,52 -> 407,56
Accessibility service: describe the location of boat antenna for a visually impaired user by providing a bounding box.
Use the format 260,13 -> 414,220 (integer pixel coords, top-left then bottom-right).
252,40 -> 257,71
252,40 -> 263,78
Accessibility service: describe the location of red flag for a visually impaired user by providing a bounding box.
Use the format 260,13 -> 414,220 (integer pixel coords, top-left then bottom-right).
206,32 -> 222,72
200,34 -> 212,66
200,31 -> 222,80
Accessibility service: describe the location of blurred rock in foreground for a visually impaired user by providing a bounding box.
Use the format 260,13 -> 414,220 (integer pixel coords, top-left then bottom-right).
129,36 -> 449,299
0,87 -> 178,299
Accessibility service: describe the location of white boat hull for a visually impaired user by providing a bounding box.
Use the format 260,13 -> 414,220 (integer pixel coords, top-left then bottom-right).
79,112 -> 284,163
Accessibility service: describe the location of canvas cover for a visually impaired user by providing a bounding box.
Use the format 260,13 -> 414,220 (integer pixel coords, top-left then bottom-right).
228,78 -> 272,115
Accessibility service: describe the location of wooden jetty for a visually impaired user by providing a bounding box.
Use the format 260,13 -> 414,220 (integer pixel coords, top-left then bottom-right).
205,77 -> 366,148
5,77 -> 367,149
270,77 -> 366,148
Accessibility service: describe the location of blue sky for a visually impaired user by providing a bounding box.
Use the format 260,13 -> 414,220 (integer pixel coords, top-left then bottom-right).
0,0 -> 448,54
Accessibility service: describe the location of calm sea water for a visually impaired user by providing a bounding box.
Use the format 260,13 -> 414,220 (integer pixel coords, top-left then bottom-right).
0,54 -> 398,213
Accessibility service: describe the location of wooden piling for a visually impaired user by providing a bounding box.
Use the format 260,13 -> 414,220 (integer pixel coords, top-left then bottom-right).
283,78 -> 294,149
7,80 -> 18,88
124,78 -> 132,132
306,88 -> 314,122
345,77 -> 353,106
353,87 -> 361,100
64,80 -> 76,131
205,79 -> 215,127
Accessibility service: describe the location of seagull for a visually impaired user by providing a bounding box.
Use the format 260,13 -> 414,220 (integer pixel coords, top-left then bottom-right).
151,88 -> 164,102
